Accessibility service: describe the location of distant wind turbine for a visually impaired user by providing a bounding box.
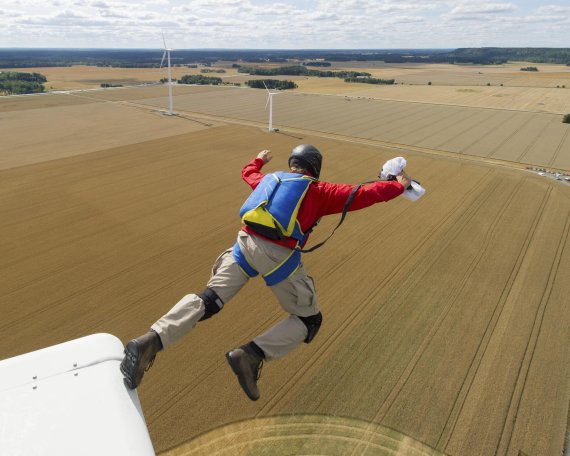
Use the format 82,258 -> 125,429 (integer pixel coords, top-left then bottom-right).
263,81 -> 281,132
160,32 -> 175,116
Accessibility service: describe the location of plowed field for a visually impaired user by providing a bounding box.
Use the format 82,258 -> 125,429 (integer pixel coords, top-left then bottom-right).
1,82 -> 569,456
63,85 -> 570,172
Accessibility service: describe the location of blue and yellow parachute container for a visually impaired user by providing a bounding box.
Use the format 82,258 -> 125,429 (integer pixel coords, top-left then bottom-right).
239,172 -> 316,242
235,172 -> 317,286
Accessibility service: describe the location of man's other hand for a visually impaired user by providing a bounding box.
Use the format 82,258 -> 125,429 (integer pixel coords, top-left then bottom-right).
257,150 -> 272,164
396,171 -> 411,189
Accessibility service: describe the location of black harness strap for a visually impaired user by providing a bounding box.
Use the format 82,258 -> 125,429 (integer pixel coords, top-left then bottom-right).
298,180 -> 377,254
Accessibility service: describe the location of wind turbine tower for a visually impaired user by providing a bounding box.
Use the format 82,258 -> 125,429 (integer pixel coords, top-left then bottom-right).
160,33 -> 175,116
263,81 -> 280,132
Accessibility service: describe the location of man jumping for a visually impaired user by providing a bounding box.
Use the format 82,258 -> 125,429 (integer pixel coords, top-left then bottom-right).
121,145 -> 411,401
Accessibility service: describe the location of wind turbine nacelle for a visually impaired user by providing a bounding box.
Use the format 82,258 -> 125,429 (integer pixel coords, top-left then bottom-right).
0,334 -> 155,455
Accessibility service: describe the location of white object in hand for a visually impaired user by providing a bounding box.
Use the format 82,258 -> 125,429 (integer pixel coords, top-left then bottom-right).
380,157 -> 407,180
403,180 -> 426,201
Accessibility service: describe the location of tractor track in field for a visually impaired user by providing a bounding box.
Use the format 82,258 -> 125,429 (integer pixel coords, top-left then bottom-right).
256,169 -> 496,417
434,111 -> 498,151
461,111 -> 519,154
498,209 -> 570,455
0,176 -> 239,294
487,114 -> 536,159
375,176 -> 523,419
3,85 -> 570,455
189,112 -> 543,174
389,107 -> 464,145
345,174 -> 519,456
69,90 -> 566,175
438,184 -> 553,452
0,151 -> 245,259
548,127 -> 570,169
308,169 -> 499,415
515,122 -> 550,164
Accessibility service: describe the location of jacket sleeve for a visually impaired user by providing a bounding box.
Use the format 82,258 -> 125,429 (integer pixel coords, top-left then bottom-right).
242,158 -> 266,189
317,181 -> 404,216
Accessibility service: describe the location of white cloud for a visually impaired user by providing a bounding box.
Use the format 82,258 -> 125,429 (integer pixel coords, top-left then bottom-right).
0,0 -> 567,48
536,5 -> 570,15
318,0 -> 439,14
445,2 -> 517,18
99,9 -> 127,18
454,3 -> 516,14
187,0 -> 243,8
254,3 -> 300,16
303,11 -> 339,21
384,15 -> 425,25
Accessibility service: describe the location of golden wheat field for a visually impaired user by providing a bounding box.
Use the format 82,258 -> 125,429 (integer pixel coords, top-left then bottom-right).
1,65 -> 569,456
4,80 -> 570,172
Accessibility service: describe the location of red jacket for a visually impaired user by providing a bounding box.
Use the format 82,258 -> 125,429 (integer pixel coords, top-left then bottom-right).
241,158 -> 404,249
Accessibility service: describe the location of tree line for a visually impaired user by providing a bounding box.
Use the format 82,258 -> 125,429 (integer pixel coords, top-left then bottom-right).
449,48 -> 570,65
237,65 -> 371,78
1,48 -> 569,69
344,77 -> 395,85
302,62 -> 332,67
0,71 -> 46,95
179,74 -> 223,85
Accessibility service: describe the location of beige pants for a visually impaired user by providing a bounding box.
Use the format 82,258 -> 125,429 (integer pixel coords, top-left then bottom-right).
151,231 -> 320,360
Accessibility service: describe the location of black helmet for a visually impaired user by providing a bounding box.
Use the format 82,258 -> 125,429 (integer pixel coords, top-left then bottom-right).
288,144 -> 323,179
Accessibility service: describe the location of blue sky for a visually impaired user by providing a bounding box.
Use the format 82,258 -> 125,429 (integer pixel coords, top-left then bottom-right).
1,0 -> 568,49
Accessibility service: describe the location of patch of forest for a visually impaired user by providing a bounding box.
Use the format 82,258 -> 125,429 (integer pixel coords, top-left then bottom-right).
0,71 -> 46,95
0,48 -> 568,69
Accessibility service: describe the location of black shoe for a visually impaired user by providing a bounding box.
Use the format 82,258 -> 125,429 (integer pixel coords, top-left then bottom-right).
120,331 -> 162,389
225,344 -> 264,401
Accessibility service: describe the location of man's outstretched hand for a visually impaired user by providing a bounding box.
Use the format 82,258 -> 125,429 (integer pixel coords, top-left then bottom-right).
396,171 -> 412,189
257,150 -> 273,164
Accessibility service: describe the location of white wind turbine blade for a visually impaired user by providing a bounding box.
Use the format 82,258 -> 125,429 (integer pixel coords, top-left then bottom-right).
159,32 -> 175,115
263,80 -> 272,110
